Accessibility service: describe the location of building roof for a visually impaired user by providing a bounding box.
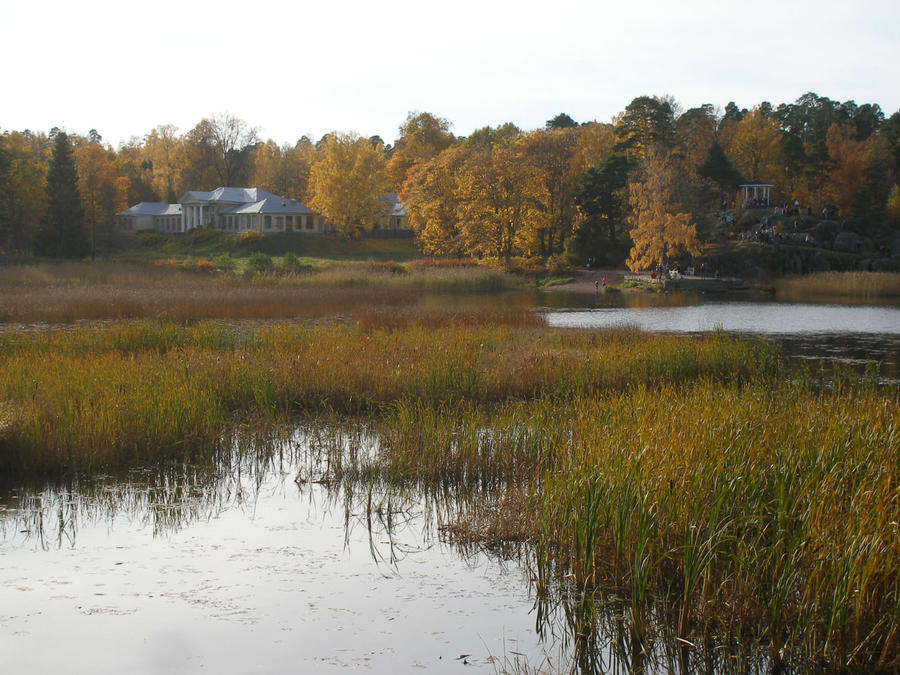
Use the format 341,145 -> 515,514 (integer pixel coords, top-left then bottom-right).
179,187 -> 281,205
117,202 -> 182,217
739,182 -> 773,187
221,197 -> 312,215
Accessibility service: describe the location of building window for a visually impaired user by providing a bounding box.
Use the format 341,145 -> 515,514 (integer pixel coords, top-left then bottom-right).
264,215 -> 272,229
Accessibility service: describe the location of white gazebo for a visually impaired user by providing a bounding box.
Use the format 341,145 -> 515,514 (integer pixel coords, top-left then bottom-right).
740,182 -> 773,208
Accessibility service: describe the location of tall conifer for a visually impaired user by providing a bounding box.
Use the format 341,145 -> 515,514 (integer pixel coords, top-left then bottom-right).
35,130 -> 87,258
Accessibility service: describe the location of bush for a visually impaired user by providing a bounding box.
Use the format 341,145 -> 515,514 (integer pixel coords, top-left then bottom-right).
136,231 -> 165,248
248,252 -> 273,272
193,258 -> 216,273
185,227 -> 222,245
236,230 -> 264,248
213,253 -> 236,272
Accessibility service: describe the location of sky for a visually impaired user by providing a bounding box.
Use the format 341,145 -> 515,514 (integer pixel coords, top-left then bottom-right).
3,0 -> 899,148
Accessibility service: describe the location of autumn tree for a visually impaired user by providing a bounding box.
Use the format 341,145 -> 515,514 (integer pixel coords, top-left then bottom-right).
35,130 -> 87,258
626,150 -> 700,272
574,121 -> 617,173
115,139 -> 157,203
142,124 -> 183,202
822,123 -> 869,215
308,133 -> 389,237
400,145 -> 468,255
727,108 -> 783,183
517,128 -> 580,256
75,139 -> 129,258
386,112 -> 455,189
464,123 -> 522,150
454,147 -> 548,264
0,131 -> 47,254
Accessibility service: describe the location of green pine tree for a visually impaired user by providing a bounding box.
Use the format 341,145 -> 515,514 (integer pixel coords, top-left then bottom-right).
35,130 -> 87,258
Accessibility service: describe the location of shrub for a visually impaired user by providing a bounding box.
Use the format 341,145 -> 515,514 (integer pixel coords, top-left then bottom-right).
185,227 -> 222,245
236,230 -> 264,248
136,231 -> 165,247
248,252 -> 273,272
213,254 -> 236,272
193,258 -> 216,273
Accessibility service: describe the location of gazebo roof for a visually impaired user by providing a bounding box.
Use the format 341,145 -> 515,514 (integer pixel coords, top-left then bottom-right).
739,182 -> 773,187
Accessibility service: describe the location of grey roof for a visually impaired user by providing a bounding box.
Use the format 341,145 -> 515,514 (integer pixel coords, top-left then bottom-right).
180,187 -> 281,205
221,197 -> 312,215
117,202 -> 182,217
386,193 -> 406,217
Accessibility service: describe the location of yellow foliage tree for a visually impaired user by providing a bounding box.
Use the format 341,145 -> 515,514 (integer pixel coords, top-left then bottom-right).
142,124 -> 183,202
517,128 -> 580,256
386,111 -> 455,189
75,141 -> 129,258
574,121 -> 617,173
455,147 -> 549,263
400,145 -> 468,255
626,151 -> 700,271
823,123 -> 868,215
727,108 -> 783,183
0,131 -> 47,254
308,133 -> 389,237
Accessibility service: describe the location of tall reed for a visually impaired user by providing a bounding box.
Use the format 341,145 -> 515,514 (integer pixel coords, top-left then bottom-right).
776,271 -> 900,301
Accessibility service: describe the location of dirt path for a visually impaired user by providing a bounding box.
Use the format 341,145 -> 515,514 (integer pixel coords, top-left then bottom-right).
548,269 -> 631,294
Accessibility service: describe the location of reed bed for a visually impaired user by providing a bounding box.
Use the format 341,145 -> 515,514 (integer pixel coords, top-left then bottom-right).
366,383 -> 899,672
0,262 -> 519,323
0,321 -> 778,473
776,271 -> 900,302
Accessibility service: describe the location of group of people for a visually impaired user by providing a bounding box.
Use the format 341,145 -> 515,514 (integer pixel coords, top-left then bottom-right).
773,199 -> 802,216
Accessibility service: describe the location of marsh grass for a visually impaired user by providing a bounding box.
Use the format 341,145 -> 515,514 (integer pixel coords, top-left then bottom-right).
776,271 -> 900,302
0,262 -> 520,323
0,321 -> 779,473
0,307 -> 895,670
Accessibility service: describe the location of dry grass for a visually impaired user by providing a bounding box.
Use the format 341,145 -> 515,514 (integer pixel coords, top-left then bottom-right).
776,271 -> 900,301
0,262 -> 520,324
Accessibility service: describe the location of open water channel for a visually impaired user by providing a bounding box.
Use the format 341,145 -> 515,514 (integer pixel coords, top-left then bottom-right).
1,291 -> 898,674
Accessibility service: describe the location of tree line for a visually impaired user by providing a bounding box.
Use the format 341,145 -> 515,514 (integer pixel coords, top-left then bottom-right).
2,94 -> 899,266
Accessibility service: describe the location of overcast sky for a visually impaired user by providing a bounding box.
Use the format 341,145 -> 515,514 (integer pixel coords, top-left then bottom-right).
3,0 -> 898,147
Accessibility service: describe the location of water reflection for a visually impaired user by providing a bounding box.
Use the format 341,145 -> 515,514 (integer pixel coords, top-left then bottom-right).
0,424 -> 808,674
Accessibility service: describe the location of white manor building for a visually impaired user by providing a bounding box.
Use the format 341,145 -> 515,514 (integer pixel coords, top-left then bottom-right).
116,187 -> 327,235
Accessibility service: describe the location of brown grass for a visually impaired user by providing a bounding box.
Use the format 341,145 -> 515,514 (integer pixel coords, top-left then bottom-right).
776,271 -> 900,301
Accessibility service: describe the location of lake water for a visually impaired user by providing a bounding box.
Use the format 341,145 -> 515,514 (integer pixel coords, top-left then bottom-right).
2,292 -> 898,673
0,445 -> 553,674
543,294 -> 900,382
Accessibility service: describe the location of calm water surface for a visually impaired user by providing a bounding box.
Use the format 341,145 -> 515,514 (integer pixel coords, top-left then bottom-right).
542,292 -> 900,380
0,444 -> 550,674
